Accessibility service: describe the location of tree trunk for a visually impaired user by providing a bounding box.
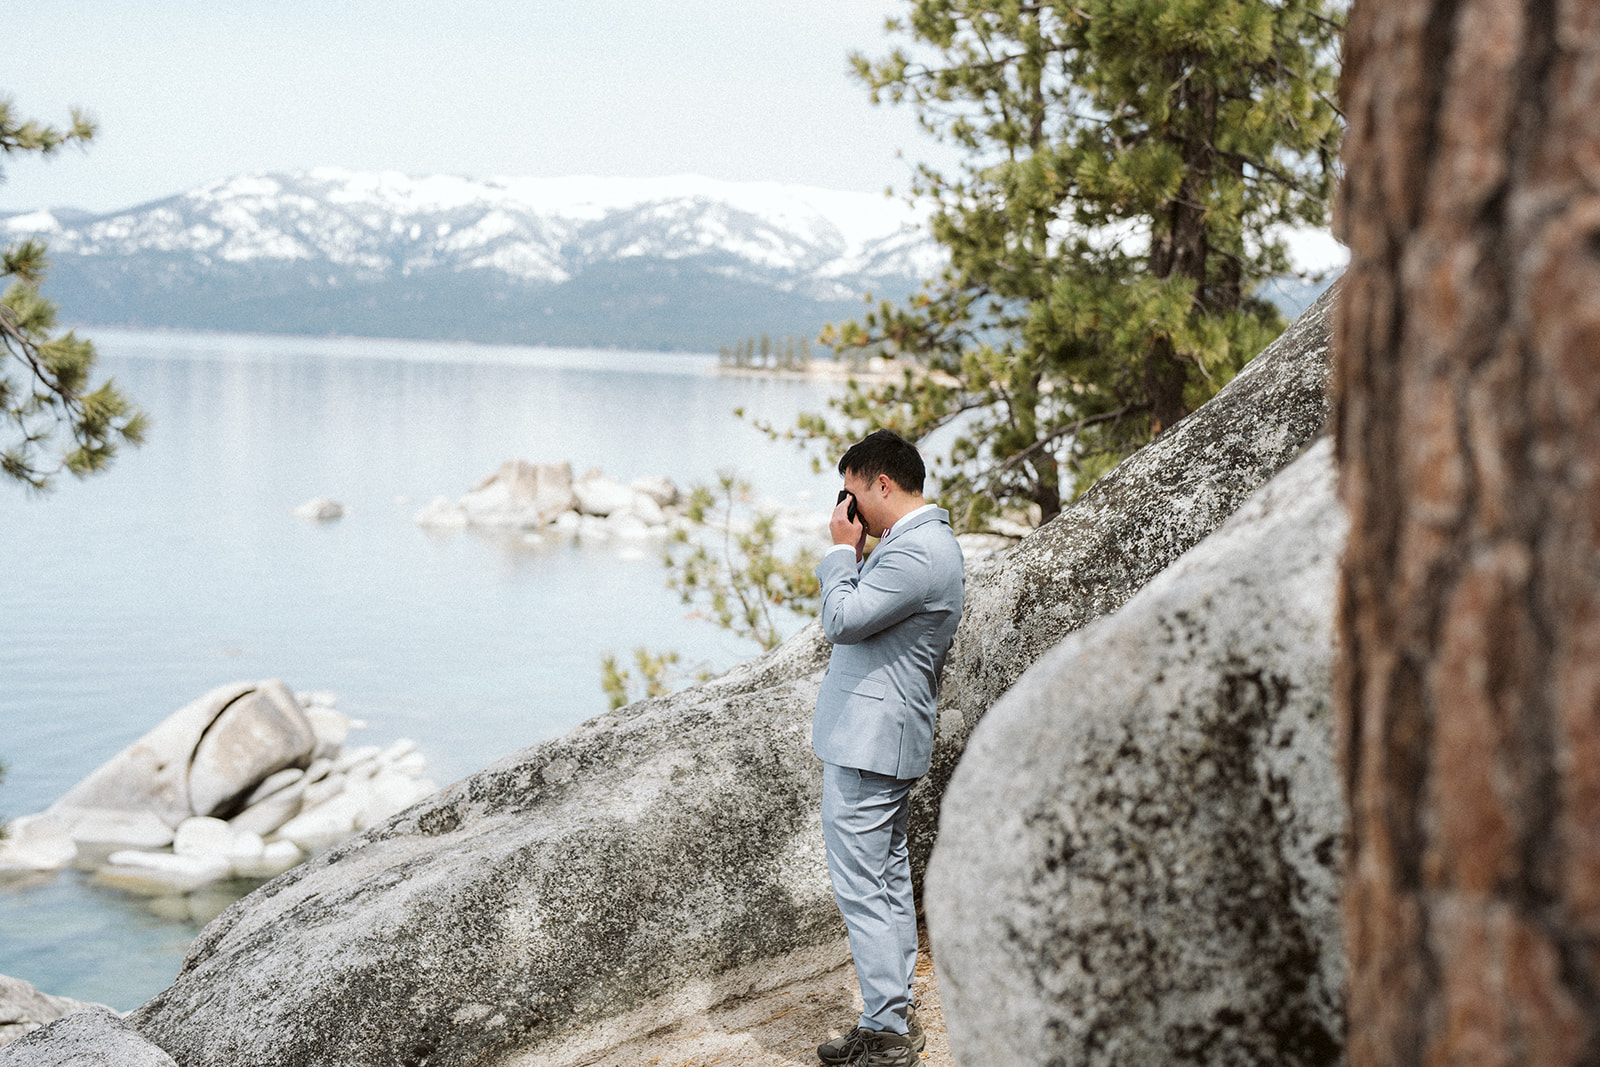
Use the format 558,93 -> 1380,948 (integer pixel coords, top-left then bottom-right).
1143,333 -> 1190,434
1335,0 -> 1600,1062
1147,67 -> 1217,433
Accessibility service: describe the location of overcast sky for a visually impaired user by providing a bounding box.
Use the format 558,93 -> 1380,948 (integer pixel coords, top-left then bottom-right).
3,0 -> 962,215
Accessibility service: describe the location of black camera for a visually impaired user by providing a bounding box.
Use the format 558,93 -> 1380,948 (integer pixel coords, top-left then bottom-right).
836,489 -> 860,525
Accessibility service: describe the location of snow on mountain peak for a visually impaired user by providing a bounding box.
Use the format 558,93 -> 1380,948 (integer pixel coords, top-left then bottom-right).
1,208 -> 62,234
284,168 -> 927,254
2,168 -> 944,291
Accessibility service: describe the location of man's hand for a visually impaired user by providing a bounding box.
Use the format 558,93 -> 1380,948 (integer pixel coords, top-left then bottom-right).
830,494 -> 868,561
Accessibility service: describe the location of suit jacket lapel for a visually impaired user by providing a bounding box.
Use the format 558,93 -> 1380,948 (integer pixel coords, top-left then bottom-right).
862,507 -> 950,575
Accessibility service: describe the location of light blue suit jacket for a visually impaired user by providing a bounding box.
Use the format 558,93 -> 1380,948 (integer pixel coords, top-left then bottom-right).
812,506 -> 965,779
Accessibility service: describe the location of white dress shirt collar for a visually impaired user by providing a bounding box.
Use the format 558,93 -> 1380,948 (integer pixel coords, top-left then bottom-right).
881,502 -> 938,542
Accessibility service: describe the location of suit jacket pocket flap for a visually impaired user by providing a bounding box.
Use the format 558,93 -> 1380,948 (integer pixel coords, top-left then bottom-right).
843,676 -> 887,699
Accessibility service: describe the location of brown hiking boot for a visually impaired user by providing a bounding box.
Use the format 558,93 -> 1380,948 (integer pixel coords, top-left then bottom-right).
817,1006 -> 923,1064
844,1028 -> 916,1066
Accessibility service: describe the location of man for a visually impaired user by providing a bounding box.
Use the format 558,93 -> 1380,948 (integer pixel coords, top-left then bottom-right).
812,429 -> 965,1067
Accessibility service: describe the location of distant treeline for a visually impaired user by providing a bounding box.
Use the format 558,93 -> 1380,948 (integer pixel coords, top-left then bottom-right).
719,334 -> 813,369
719,333 -> 896,370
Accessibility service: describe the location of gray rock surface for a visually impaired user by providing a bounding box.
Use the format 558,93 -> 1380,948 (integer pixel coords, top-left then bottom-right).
129,290 -> 1337,1067
928,440 -> 1346,1066
0,1007 -> 175,1066
0,976 -> 111,1050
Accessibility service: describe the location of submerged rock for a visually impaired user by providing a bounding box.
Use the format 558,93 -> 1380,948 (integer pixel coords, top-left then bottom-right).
411,495 -> 469,528
929,441 -> 1346,1066
127,290 -> 1337,1066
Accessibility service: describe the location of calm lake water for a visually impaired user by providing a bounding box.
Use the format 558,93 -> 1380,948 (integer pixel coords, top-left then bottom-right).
0,329 -> 842,1009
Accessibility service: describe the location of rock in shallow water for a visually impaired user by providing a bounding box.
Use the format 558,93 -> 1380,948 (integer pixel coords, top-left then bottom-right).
17,685 -> 431,894
186,681 -> 317,819
45,811 -> 173,851
97,851 -> 232,895
0,815 -> 76,872
291,497 -> 343,522
47,681 -> 315,838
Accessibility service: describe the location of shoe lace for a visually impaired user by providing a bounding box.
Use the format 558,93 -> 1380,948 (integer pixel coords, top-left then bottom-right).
848,1033 -> 914,1066
835,1026 -> 870,1057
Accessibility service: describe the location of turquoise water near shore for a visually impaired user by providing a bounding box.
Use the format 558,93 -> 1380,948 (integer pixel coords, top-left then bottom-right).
0,329 -> 841,1009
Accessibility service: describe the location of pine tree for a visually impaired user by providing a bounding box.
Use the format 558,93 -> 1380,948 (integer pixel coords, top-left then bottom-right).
786,0 -> 1342,531
1,96 -> 146,490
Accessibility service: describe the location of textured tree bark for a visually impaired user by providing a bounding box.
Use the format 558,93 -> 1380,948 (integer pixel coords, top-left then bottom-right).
1335,0 -> 1600,1062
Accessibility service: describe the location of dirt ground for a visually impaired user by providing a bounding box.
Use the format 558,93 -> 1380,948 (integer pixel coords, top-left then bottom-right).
569,936 -> 953,1067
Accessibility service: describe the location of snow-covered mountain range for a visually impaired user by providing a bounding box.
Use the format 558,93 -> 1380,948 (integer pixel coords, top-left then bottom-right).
2,169 -> 944,349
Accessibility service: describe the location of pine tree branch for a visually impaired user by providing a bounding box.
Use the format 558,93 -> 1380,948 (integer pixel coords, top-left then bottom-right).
0,304 -> 81,413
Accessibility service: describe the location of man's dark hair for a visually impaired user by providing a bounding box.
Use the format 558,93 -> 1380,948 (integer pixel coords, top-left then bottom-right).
839,429 -> 925,494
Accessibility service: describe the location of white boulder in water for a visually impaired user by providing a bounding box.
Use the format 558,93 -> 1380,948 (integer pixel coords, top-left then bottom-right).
461,459 -> 575,527
0,814 -> 77,872
572,473 -> 634,517
418,460 -> 681,536
48,680 -> 315,837
630,474 -> 680,508
14,683 -> 435,891
185,682 -> 318,818
97,850 -> 232,894
292,497 -> 344,522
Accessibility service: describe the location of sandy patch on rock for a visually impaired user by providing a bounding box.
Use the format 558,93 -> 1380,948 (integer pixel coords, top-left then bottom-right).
564,936 -> 951,1067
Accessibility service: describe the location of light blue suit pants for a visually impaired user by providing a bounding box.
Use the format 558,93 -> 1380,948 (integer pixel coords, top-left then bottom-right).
821,762 -> 918,1034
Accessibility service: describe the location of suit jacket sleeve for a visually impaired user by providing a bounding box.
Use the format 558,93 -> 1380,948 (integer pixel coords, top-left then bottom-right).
816,541 -> 931,645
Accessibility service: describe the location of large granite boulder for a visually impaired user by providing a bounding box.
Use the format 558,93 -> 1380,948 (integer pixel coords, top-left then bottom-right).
128,290 -> 1337,1066
0,975 -> 110,1050
0,1007 -> 176,1066
929,441 -> 1346,1066
48,681 -> 316,843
